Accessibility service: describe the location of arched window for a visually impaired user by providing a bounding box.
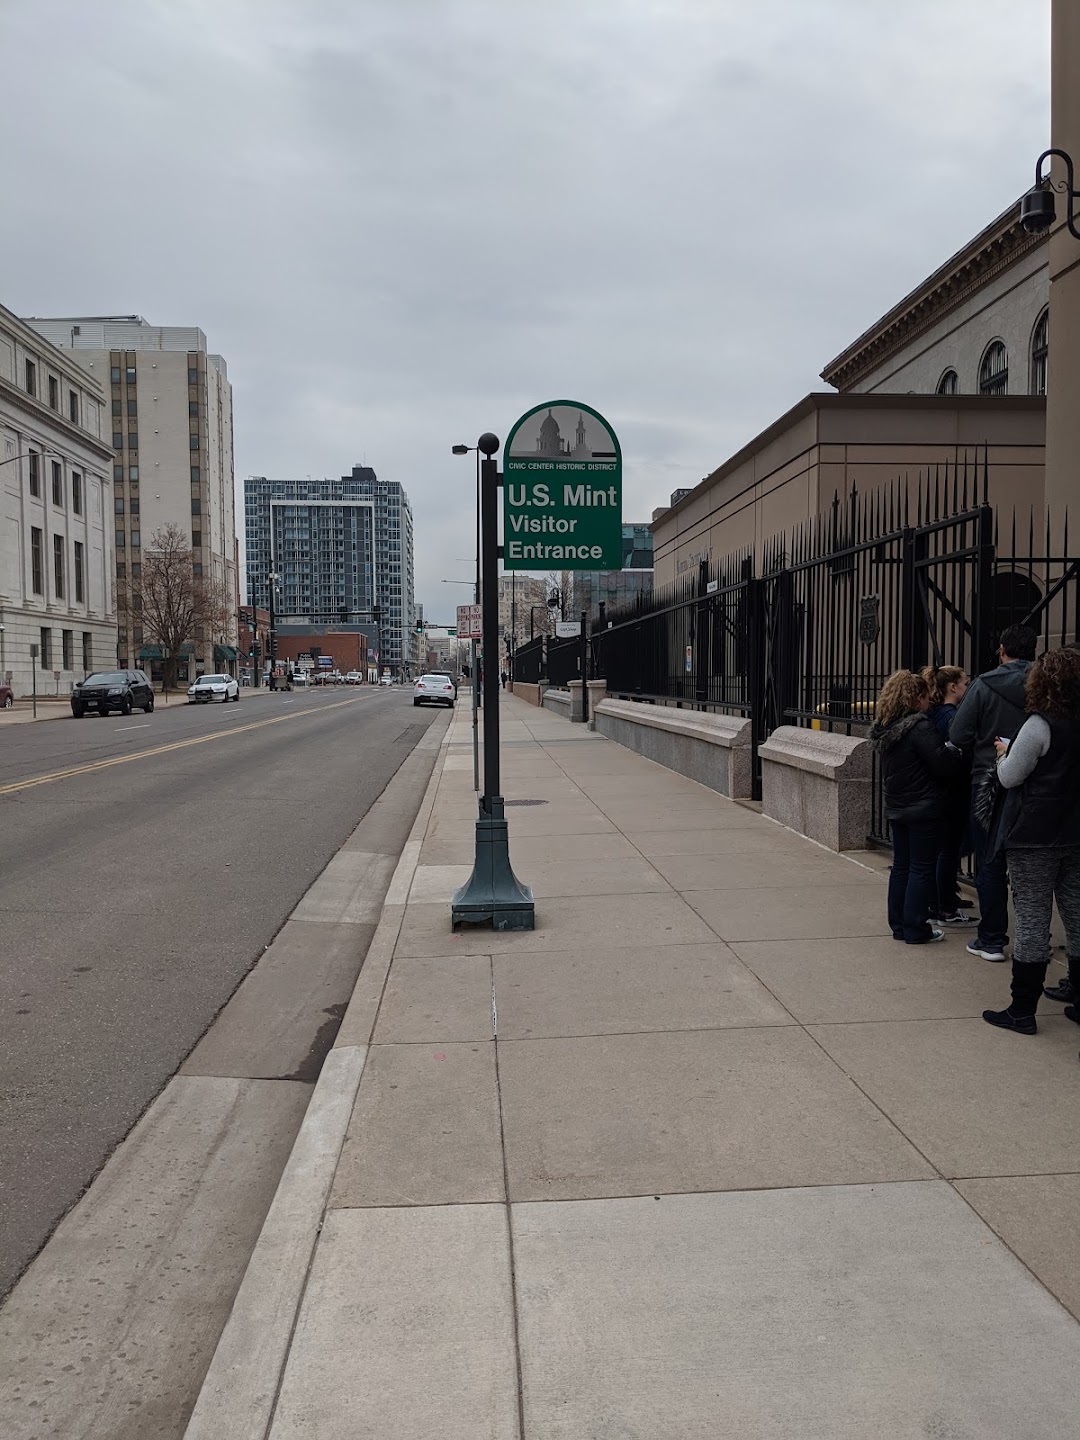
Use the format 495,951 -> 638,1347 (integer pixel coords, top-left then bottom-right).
979,341 -> 1008,395
1030,309 -> 1049,395
936,368 -> 959,396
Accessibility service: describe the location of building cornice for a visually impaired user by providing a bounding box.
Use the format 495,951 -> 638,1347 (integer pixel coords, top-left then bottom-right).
652,391 -> 1047,532
0,374 -> 115,464
821,200 -> 1047,394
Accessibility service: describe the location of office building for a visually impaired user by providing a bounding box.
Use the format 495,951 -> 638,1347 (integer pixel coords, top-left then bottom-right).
0,302 -> 116,695
575,522 -> 655,625
24,315 -> 238,676
244,466 -> 415,676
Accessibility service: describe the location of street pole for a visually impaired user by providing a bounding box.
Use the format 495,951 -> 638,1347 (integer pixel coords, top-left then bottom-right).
580,608 -> 589,724
452,432 -> 533,932
30,642 -> 38,719
509,573 -> 516,685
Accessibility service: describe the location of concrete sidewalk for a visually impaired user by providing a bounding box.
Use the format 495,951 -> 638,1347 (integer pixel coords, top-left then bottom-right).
188,695 -> 1080,1439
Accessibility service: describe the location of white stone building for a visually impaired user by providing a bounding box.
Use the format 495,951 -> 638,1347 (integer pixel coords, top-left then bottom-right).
0,303 -> 116,697
822,198 -> 1049,398
24,316 -> 238,676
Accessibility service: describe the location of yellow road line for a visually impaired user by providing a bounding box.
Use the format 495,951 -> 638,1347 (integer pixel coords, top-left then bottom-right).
0,695 -> 368,797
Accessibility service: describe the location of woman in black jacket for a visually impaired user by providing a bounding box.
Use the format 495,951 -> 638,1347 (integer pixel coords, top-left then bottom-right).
870,670 -> 963,944
983,647 -> 1080,1036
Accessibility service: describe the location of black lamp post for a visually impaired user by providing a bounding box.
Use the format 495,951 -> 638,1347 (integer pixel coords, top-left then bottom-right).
267,570 -> 280,689
1020,149 -> 1080,239
451,432 -> 534,931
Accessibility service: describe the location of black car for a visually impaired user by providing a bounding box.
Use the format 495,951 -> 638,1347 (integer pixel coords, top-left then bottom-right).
71,669 -> 155,718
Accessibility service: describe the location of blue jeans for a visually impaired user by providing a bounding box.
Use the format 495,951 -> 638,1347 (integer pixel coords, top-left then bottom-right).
889,820 -> 942,943
935,793 -> 970,916
972,819 -> 1010,952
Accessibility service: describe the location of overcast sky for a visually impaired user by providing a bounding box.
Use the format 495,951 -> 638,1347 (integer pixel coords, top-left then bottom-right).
1,0 -> 1049,619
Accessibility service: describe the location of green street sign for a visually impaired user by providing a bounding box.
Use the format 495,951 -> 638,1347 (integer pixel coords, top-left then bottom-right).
503,400 -> 622,570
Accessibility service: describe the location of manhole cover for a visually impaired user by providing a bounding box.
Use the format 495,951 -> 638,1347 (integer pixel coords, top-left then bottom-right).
504,799 -> 548,806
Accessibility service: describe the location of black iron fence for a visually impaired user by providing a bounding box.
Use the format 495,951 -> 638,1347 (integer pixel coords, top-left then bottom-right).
513,636 -> 546,684
590,460 -> 1080,844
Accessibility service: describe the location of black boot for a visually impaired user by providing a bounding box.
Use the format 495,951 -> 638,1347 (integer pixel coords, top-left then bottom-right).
1044,952 -> 1079,1004
983,959 -> 1050,1036
1061,955 -> 1080,1024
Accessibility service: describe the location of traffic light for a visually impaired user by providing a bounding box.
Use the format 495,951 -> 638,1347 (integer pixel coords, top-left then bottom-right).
268,633 -> 277,660
415,620 -> 423,633
372,605 -> 382,624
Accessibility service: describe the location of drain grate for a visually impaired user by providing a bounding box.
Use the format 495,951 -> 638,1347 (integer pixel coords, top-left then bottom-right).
504,798 -> 548,806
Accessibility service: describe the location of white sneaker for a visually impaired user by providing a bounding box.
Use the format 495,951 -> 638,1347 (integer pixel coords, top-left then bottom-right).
967,940 -> 1006,962
938,910 -> 977,926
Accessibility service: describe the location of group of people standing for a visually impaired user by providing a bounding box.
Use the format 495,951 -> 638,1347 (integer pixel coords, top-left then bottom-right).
870,625 -> 1080,1047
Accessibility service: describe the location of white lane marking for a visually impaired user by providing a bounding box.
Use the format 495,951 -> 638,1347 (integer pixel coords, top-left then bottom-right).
115,724 -> 150,731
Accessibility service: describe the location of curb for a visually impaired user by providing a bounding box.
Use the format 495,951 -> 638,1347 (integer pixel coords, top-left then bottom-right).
182,717 -> 451,1440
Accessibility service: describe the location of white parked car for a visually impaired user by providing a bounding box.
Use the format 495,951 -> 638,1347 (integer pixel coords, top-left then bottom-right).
291,670 -> 310,686
188,673 -> 240,704
413,673 -> 455,708
380,674 -> 394,686
345,671 -> 362,685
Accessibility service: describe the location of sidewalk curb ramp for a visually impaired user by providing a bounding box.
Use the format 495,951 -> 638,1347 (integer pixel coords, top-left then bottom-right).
182,719 -> 451,1439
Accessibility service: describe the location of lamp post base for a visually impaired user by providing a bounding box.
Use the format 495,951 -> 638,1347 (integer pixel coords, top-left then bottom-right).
451,797 -> 535,931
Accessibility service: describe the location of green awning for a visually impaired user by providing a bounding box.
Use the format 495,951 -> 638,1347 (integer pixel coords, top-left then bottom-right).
139,643 -> 194,659
214,644 -> 238,661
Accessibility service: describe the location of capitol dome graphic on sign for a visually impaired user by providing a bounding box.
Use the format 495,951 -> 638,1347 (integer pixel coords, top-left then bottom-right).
509,406 -> 616,462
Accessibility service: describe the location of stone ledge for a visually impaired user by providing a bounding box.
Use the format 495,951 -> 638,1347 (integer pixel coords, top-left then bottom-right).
595,698 -> 751,750
510,682 -> 546,707
593,699 -> 753,799
757,725 -> 871,779
541,689 -> 571,715
758,725 -> 871,850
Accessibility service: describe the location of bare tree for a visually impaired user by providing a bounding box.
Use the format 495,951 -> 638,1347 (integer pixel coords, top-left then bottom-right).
119,524 -> 230,690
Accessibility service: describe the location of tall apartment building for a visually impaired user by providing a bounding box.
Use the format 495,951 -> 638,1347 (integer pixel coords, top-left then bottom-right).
244,466 -> 415,676
0,302 -> 117,696
24,316 -> 237,675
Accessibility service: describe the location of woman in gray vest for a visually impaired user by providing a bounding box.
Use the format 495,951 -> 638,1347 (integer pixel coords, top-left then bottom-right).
982,646 -> 1080,1037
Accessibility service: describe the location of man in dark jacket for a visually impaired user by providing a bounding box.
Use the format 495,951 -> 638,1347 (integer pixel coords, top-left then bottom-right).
949,624 -> 1037,961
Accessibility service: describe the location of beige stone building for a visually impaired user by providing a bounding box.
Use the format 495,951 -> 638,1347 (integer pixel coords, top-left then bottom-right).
25,316 -> 238,675
0,303 -> 116,697
654,176 -> 1062,586
653,394 -> 1045,588
821,203 -> 1048,400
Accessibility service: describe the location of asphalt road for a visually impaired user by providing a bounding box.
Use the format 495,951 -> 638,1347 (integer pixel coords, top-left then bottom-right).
0,686 -> 442,1296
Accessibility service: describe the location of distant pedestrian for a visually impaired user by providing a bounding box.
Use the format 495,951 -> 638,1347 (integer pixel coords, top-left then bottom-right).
921,664 -> 974,926
870,669 -> 964,944
982,646 -> 1080,1037
500,670 -> 508,690
949,625 -> 1037,961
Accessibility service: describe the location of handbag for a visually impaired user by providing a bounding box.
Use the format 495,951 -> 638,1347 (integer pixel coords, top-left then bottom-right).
971,764 -> 1001,834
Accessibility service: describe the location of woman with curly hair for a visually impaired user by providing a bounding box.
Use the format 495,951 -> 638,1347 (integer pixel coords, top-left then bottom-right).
870,670 -> 963,944
983,646 -> 1080,1036
921,664 -> 973,925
